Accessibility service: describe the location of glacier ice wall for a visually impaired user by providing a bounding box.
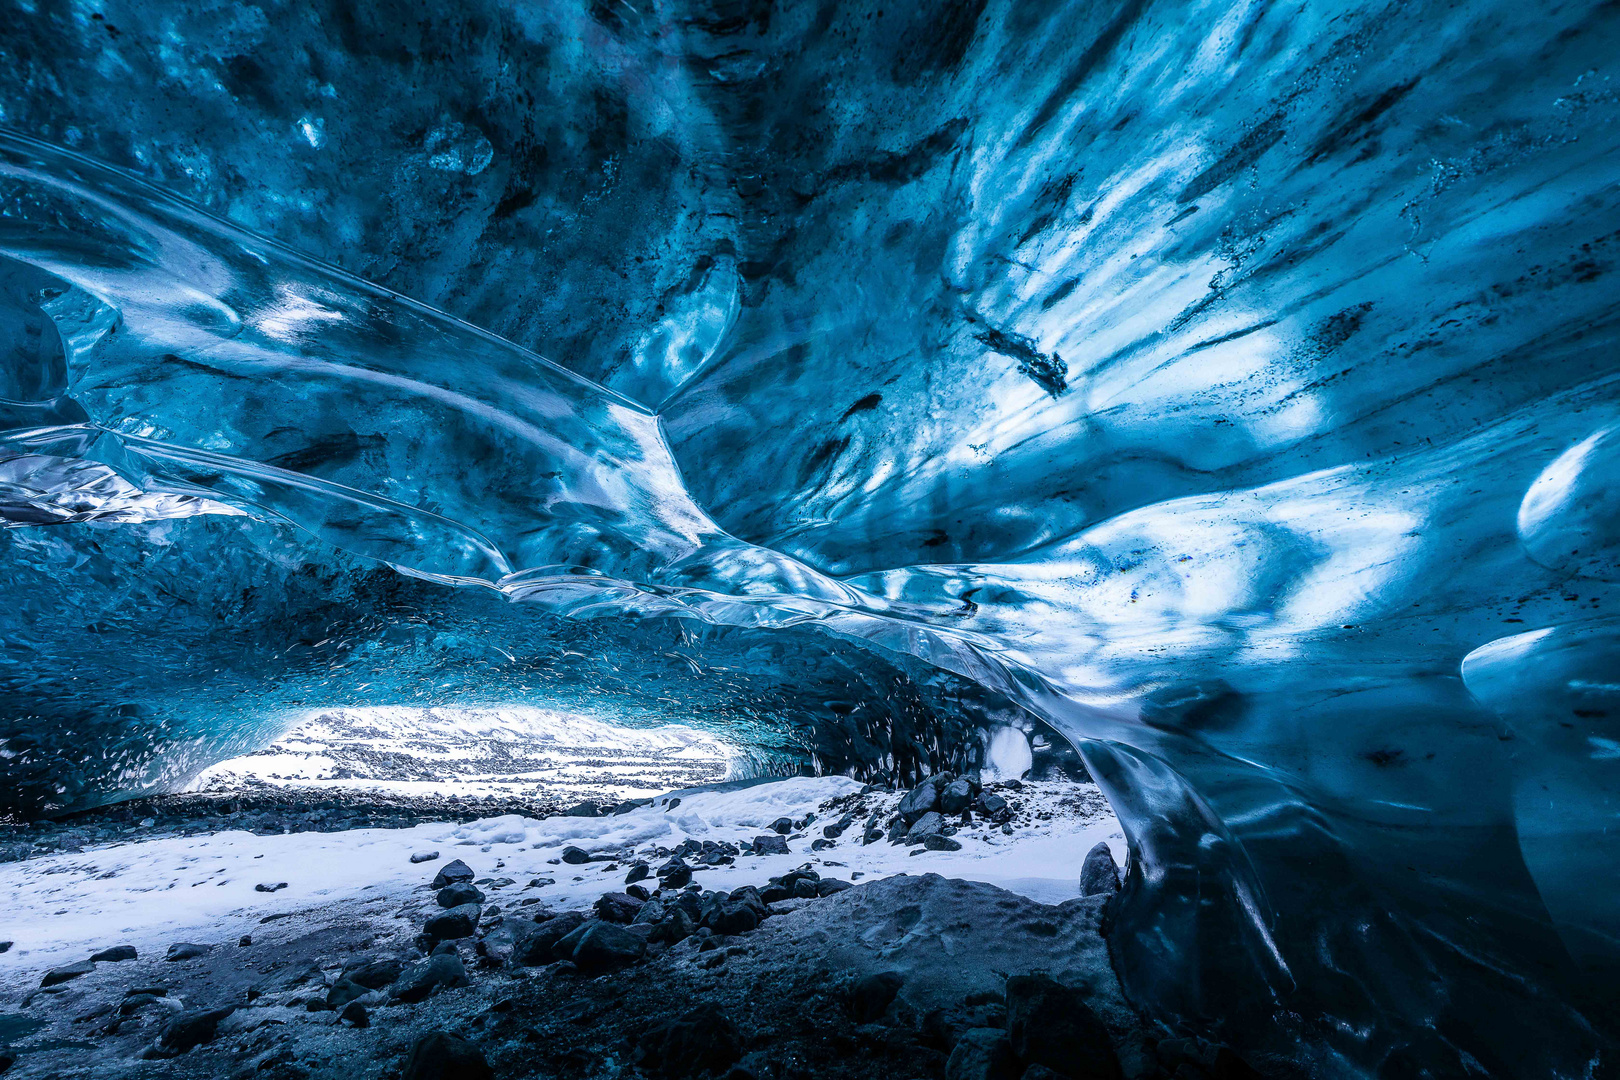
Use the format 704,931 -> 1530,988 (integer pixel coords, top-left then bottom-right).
3,0 -> 1620,1075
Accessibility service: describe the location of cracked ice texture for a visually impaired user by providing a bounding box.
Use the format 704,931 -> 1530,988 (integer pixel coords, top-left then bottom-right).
3,0 -> 1620,1075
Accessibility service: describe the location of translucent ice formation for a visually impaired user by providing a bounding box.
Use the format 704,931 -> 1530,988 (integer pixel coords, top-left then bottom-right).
2,0 -> 1620,1075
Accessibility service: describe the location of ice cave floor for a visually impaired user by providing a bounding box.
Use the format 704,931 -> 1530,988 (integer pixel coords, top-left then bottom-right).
0,774 -> 1251,1080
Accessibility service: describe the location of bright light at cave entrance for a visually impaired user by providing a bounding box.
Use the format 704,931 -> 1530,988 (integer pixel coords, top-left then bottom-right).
186,706 -> 736,803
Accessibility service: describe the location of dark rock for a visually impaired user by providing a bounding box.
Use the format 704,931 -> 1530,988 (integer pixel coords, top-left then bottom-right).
254,881 -> 288,893
165,942 -> 212,962
390,953 -> 471,1003
701,895 -> 762,935
633,899 -> 667,925
1005,975 -> 1122,1080
563,801 -> 601,818
817,878 -> 854,897
41,960 -> 94,987
556,920 -> 647,972
848,970 -> 904,1022
508,912 -> 585,965
898,777 -> 944,823
626,883 -> 652,902
431,859 -> 475,888
907,812 -> 946,844
345,957 -> 406,989
89,945 -> 136,963
120,993 -> 162,1015
751,834 -> 790,855
977,793 -> 1010,817
926,835 -> 964,852
1080,842 -> 1122,896
810,838 -> 835,851
1021,1067 -> 1066,1080
650,907 -> 696,944
946,1028 -> 1018,1080
157,1006 -> 235,1054
626,861 -> 651,884
340,1001 -> 370,1028
0,941 -> 10,953
401,1031 -> 494,1080
822,812 -> 856,838
793,877 -> 819,899
561,846 -> 593,865
424,903 -> 481,942
638,1003 -> 742,1079
768,816 -> 794,835
238,935 -> 252,947
940,779 -> 975,815
659,859 -> 694,888
594,891 -> 645,924
326,978 -> 369,1008
437,882 -> 486,908
410,851 -> 440,864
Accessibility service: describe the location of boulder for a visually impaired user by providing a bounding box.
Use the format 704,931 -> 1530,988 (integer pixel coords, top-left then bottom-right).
898,776 -> 944,823
637,1003 -> 742,1079
41,960 -> 94,987
430,859 -> 475,888
410,851 -> 440,864
390,953 -> 471,1003
626,861 -> 651,884
561,846 -> 593,865
945,1028 -> 1018,1080
343,957 -> 405,989
768,816 -> 794,835
1079,842 -> 1121,896
940,778 -> 976,815
563,801 -> 600,818
751,834 -> 790,856
157,1006 -> 235,1054
847,970 -> 904,1022
325,978 -> 369,1008
401,1031 -> 494,1080
1004,975 -> 1122,1080
165,942 -> 212,962
424,903 -> 481,942
89,945 -> 136,963
437,882 -> 486,908
340,1001 -> 370,1028
555,920 -> 647,972
700,895 -> 762,935
513,911 -> 586,965
907,812 -> 947,844
649,906 -> 696,944
925,835 -> 964,852
978,793 -> 1010,818
594,891 -> 645,924
817,878 -> 854,897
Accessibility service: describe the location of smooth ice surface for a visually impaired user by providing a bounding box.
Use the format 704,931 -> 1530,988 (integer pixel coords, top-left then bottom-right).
2,1 -> 1620,1074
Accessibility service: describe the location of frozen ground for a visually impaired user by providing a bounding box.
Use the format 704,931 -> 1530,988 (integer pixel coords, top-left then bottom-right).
185,706 -> 735,804
0,776 -> 1122,985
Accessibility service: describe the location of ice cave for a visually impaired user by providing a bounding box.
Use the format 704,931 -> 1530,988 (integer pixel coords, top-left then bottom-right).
1,1 -> 1618,1078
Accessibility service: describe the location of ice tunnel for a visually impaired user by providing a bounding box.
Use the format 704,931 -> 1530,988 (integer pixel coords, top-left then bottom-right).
2,0 -> 1619,1076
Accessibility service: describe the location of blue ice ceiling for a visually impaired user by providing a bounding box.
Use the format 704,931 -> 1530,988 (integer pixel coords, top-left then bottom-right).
3,0 -> 1620,1075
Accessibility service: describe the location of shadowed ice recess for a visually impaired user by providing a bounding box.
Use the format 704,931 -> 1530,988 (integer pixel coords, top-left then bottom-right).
2,0 -> 1619,1075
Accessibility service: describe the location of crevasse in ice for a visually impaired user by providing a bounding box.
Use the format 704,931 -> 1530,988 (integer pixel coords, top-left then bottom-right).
2,1 -> 1619,1075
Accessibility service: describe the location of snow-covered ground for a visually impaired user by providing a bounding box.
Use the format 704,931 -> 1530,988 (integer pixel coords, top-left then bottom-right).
186,706 -> 735,803
0,776 -> 1123,987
